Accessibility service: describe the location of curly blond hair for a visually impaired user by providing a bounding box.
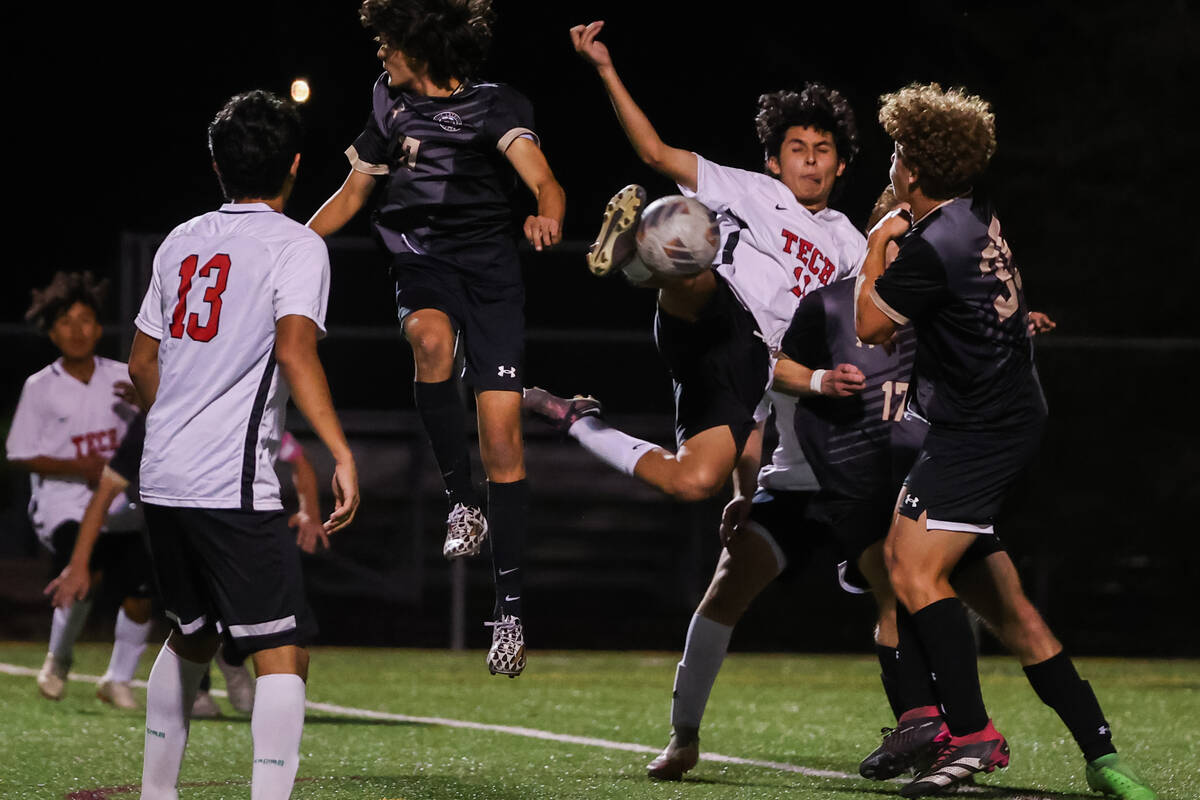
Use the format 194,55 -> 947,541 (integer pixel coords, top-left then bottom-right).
879,83 -> 996,199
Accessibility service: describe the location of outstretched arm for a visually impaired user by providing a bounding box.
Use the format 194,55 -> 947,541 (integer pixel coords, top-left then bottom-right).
506,137 -> 565,252
307,169 -> 377,239
773,354 -> 866,398
45,467 -> 128,608
570,21 -> 698,191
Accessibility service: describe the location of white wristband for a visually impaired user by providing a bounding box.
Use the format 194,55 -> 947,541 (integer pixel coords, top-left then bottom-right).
809,369 -> 827,395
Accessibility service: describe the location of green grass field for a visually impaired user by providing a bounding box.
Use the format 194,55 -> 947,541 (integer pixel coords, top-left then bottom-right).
0,643 -> 1195,800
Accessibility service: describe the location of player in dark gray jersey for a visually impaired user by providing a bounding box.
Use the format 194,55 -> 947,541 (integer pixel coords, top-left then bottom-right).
309,0 -> 566,677
856,84 -> 1155,799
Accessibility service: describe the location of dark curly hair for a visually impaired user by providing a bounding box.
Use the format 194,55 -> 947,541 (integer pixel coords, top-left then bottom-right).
360,0 -> 495,87
879,83 -> 996,199
755,83 -> 859,168
208,90 -> 303,201
26,271 -> 109,333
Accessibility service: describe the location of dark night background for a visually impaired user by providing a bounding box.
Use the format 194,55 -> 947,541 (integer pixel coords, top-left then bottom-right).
2,2 -> 1197,655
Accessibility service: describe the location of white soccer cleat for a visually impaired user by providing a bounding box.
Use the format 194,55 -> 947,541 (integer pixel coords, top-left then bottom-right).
97,676 -> 139,710
215,652 -> 255,713
36,652 -> 69,700
443,503 -> 488,560
485,614 -> 526,678
191,690 -> 221,718
587,184 -> 647,276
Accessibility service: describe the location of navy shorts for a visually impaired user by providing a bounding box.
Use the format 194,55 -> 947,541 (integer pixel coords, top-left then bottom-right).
49,522 -> 153,599
142,504 -> 316,656
746,489 -> 822,577
654,275 -> 769,453
898,420 -> 1045,534
392,251 -> 524,393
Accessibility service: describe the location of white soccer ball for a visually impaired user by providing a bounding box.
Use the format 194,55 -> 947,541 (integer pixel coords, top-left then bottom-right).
635,195 -> 720,278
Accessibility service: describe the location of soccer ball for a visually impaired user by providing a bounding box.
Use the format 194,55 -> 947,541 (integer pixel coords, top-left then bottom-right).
635,195 -> 720,278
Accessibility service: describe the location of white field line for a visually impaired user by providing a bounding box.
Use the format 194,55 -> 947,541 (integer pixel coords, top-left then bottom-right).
0,661 -> 864,782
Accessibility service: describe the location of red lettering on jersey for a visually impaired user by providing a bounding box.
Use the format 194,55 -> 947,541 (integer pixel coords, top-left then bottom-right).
818,261 -> 836,283
186,254 -> 232,342
71,435 -> 87,458
795,239 -> 814,266
170,255 -> 199,339
780,229 -> 799,254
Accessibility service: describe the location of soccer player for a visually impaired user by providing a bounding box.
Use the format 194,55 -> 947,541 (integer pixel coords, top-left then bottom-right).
307,0 -> 565,677
6,271 -> 151,705
129,89 -> 358,800
854,83 -> 1154,798
527,22 -> 865,507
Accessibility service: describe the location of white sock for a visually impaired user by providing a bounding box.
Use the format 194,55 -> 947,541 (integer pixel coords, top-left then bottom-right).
568,416 -> 659,476
251,674 -> 306,800
49,596 -> 93,664
105,608 -> 151,682
141,645 -> 207,800
670,614 -> 734,732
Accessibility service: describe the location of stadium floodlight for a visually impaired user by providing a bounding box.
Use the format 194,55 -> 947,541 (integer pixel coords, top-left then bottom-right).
290,79 -> 311,104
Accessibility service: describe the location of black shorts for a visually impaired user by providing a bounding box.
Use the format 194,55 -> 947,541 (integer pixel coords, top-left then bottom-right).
392,251 -> 524,393
142,504 -> 316,656
49,522 -> 154,599
897,420 -> 1045,534
812,493 -> 1007,593
654,275 -> 769,452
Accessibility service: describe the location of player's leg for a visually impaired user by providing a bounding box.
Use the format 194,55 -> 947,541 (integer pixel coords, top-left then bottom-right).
139,504 -> 217,800
648,495 -> 792,781
402,305 -> 487,559
476,389 -> 530,676
214,639 -> 256,714
955,552 -> 1156,799
97,533 -> 155,709
247,645 -> 309,800
39,522 -> 93,700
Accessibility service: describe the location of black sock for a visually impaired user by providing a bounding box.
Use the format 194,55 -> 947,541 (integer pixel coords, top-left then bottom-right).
488,479 -> 528,618
895,606 -> 939,713
910,598 -> 989,736
414,379 -> 478,508
1024,651 -> 1115,762
876,644 -> 907,720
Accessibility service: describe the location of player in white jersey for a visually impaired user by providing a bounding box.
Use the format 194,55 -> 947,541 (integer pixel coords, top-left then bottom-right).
128,90 -> 359,800
525,22 -> 864,504
6,271 -> 152,705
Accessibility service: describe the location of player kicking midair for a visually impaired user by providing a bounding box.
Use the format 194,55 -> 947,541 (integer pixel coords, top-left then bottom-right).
6,272 -> 152,707
130,90 -> 358,800
855,84 -> 1155,798
308,0 -> 566,677
526,22 -> 865,508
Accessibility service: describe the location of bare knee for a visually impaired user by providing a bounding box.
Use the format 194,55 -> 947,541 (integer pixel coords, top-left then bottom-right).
252,644 -> 309,681
663,467 -> 726,503
122,596 -> 154,624
404,315 -> 455,377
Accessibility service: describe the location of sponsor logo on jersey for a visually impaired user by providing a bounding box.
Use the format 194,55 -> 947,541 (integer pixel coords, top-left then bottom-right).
435,111 -> 463,132
904,494 -> 920,507
497,366 -> 516,378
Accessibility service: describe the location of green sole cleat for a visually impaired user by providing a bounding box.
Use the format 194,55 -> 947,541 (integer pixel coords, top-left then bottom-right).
1086,754 -> 1157,800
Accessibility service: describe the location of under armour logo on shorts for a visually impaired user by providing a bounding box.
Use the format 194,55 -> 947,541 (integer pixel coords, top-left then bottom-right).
904,494 -> 920,507
497,366 -> 516,378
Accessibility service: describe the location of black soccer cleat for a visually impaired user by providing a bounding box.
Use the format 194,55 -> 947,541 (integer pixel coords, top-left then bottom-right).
522,387 -> 602,433
587,184 -> 647,276
900,719 -> 1010,797
860,704 -> 950,780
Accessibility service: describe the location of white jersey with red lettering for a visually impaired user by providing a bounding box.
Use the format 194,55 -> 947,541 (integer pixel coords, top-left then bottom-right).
5,357 -> 138,545
134,202 -> 330,511
680,154 -> 867,350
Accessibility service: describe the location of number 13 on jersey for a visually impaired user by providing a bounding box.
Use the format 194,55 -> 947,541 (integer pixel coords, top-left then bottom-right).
169,254 -> 231,341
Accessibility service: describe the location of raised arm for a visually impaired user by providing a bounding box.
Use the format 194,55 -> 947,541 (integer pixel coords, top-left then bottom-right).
505,136 -> 566,251
570,21 -> 698,191
772,354 -> 866,398
307,169 -> 377,239
274,315 -> 359,532
855,209 -> 911,344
